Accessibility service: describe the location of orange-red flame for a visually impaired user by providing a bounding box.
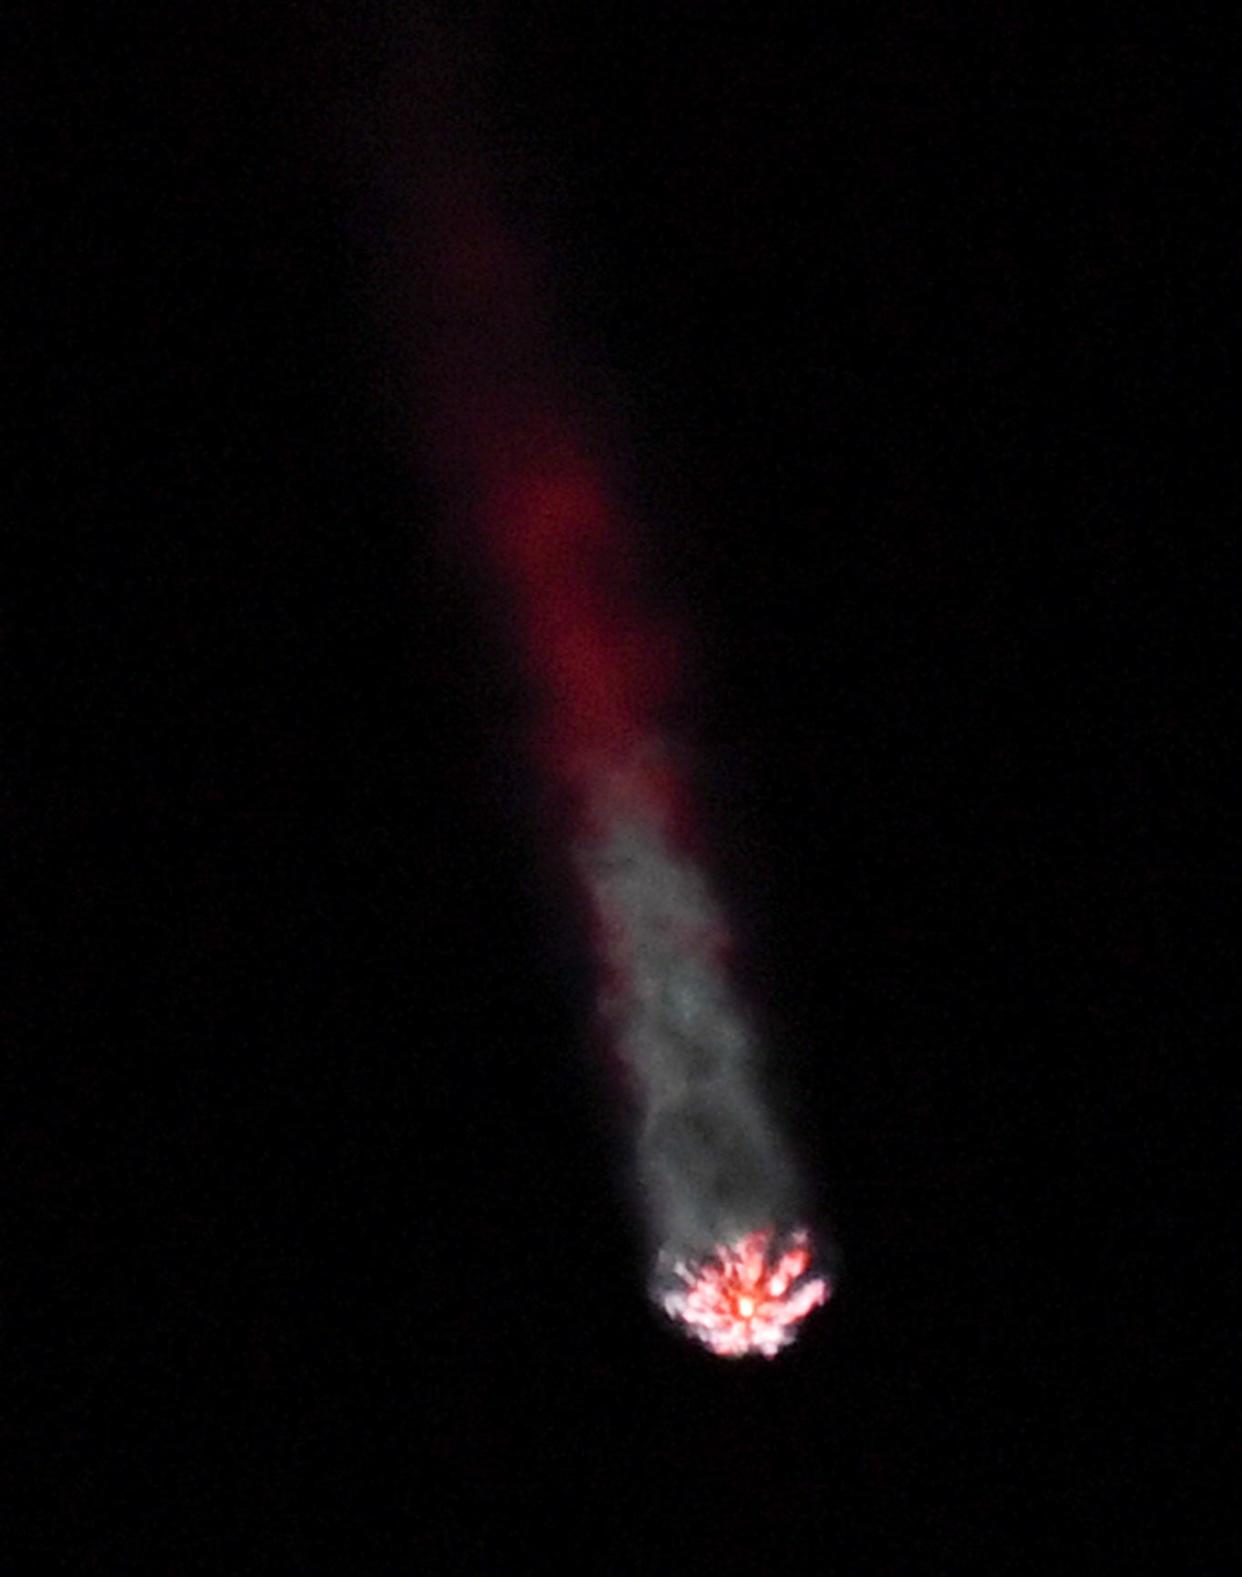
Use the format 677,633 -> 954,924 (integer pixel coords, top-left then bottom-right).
660,1227 -> 830,1358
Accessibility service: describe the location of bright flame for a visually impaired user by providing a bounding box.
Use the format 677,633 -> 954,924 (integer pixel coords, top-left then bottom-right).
659,1227 -> 831,1358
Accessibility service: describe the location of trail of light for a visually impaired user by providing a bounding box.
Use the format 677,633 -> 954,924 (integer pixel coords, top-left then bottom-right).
408,111 -> 832,1360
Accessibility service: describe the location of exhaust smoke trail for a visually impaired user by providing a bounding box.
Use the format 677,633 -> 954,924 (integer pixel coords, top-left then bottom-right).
579,773 -> 830,1356
400,50 -> 833,1357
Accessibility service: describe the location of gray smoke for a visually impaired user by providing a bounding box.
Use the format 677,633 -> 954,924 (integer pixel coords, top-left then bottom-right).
577,813 -> 800,1263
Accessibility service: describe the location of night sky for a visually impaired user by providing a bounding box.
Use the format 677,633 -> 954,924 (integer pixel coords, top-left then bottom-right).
12,3 -> 1231,1567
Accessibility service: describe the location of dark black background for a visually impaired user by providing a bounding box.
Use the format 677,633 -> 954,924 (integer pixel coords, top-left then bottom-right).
10,2 -> 1232,1567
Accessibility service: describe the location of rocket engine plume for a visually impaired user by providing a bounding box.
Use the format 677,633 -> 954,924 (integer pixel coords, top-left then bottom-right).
398,38 -> 833,1357
658,1228 -> 830,1359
